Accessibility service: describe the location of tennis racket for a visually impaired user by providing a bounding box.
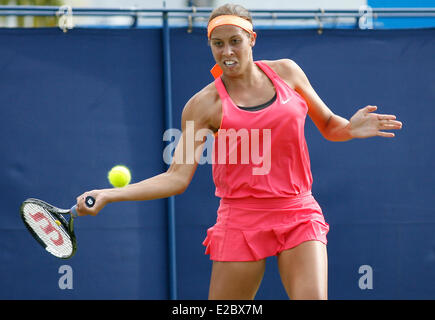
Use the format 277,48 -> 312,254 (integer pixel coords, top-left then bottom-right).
19,196 -> 95,259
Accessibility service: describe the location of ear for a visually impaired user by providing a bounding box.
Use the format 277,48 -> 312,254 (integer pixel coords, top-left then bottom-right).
250,32 -> 257,47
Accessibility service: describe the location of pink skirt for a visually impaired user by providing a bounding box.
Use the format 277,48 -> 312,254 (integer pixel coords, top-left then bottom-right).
202,191 -> 329,261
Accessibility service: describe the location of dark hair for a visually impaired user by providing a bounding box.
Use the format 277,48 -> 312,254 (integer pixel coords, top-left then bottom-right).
208,3 -> 253,25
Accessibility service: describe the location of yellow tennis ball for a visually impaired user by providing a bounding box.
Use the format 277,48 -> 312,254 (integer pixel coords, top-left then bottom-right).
108,165 -> 131,188
55,220 -> 61,226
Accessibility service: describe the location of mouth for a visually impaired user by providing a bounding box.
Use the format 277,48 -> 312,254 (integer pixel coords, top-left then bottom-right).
222,60 -> 237,68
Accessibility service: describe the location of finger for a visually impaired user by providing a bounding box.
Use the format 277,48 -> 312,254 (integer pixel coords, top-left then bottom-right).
76,203 -> 85,216
388,120 -> 402,126
379,120 -> 403,129
380,125 -> 402,132
76,199 -> 86,216
77,203 -> 95,216
377,131 -> 395,138
364,105 -> 377,113
76,194 -> 91,216
377,114 -> 397,121
77,208 -> 86,217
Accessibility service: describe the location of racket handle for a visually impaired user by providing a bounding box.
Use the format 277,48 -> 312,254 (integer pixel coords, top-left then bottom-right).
71,205 -> 79,218
70,196 -> 96,218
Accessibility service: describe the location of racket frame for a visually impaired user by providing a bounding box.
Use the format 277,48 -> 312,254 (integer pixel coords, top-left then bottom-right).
20,198 -> 77,259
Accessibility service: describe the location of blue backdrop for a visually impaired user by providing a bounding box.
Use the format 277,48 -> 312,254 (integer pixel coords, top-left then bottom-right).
0,27 -> 434,299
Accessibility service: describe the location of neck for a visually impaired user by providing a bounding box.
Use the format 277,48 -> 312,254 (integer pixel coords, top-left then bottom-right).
221,61 -> 263,90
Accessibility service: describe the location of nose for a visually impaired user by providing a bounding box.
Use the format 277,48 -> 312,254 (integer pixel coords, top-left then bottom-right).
222,43 -> 234,57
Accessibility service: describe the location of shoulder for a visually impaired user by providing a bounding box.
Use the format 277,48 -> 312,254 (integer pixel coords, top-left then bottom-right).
182,81 -> 221,131
184,82 -> 219,118
189,81 -> 219,105
260,59 -> 306,88
261,58 -> 301,74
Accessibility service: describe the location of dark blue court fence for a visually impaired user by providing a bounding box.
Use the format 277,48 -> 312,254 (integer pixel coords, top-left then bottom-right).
0,27 -> 434,299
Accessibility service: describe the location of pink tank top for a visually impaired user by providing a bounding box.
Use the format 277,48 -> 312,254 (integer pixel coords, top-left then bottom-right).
212,61 -> 313,199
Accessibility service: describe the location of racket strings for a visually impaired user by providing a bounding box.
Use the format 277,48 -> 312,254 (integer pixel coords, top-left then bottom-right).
22,202 -> 73,258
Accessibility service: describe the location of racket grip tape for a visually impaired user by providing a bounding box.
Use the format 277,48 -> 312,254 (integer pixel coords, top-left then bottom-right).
70,196 -> 96,218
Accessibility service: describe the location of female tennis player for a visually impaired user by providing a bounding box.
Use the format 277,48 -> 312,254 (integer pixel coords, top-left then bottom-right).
75,4 -> 402,300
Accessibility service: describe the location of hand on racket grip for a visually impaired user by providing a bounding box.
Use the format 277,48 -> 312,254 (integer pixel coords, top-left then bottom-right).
75,190 -> 105,216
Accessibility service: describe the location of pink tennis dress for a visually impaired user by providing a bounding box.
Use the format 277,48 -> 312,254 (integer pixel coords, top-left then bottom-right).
202,61 -> 329,261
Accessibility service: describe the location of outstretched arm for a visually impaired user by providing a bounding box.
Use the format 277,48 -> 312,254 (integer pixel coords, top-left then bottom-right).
75,93 -> 213,216
274,59 -> 402,141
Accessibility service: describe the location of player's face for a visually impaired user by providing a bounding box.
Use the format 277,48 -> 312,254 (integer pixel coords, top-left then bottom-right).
209,25 -> 255,77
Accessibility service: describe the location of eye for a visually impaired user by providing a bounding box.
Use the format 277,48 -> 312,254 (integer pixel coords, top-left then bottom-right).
231,38 -> 241,44
212,41 -> 223,47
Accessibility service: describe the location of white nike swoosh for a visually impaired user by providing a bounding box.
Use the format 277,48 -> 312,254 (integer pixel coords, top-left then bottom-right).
281,97 -> 291,104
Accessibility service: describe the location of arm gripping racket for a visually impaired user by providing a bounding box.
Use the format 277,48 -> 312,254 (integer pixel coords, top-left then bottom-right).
19,196 -> 95,259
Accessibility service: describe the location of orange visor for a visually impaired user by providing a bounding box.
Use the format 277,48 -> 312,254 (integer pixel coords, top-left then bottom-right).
207,15 -> 256,79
